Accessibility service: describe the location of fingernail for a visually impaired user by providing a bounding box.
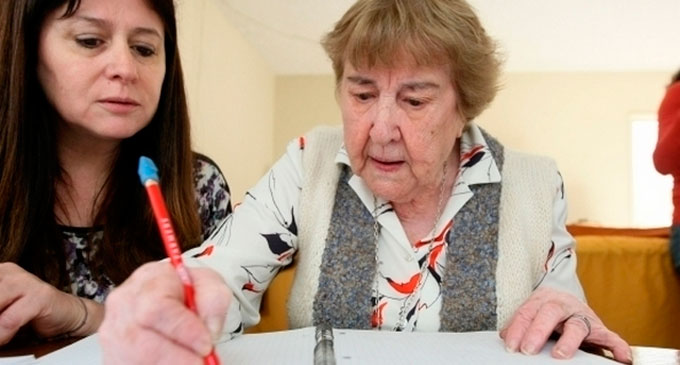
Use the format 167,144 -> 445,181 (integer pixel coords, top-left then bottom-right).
505,339 -> 518,353
521,343 -> 537,355
206,317 -> 224,342
554,347 -> 567,359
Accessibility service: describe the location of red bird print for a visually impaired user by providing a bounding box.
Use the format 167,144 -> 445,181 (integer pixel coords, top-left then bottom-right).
387,273 -> 421,294
191,245 -> 214,258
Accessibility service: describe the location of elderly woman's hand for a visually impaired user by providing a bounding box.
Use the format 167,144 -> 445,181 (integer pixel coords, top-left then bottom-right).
500,287 -> 632,363
99,261 -> 231,365
0,262 -> 101,344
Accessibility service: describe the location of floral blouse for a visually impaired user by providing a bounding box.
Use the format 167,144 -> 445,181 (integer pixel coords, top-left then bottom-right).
188,124 -> 582,334
61,155 -> 231,303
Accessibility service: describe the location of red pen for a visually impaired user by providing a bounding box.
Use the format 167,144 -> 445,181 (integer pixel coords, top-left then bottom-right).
138,156 -> 220,365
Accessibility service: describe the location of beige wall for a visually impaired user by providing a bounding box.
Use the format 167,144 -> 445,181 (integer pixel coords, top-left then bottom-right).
177,0 -> 275,202
480,72 -> 668,227
274,76 -> 341,153
274,72 -> 669,226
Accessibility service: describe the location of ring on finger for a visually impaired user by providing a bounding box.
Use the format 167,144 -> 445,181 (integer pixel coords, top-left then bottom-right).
567,313 -> 592,338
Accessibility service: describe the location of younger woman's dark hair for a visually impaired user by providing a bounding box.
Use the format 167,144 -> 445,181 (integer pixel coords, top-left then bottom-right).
0,0 -> 202,287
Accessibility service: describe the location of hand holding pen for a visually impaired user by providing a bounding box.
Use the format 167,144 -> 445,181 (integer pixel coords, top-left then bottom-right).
99,260 -> 231,364
138,156 -> 221,365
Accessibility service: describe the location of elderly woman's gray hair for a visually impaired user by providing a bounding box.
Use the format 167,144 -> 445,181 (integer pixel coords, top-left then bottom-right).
322,0 -> 502,122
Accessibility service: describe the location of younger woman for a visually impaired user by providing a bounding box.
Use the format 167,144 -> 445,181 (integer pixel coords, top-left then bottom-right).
0,0 -> 231,345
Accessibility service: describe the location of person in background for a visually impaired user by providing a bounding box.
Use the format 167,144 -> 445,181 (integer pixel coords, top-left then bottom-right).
0,0 -> 231,346
653,69 -> 680,272
99,0 -> 631,364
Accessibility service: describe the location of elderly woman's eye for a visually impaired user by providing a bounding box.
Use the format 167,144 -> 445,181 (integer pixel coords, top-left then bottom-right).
407,98 -> 423,107
354,93 -> 373,101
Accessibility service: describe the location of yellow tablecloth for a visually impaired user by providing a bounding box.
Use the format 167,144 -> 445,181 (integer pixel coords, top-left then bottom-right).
576,235 -> 680,348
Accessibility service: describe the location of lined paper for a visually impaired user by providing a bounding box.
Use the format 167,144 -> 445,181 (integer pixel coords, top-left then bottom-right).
217,327 -> 314,364
333,330 -> 616,364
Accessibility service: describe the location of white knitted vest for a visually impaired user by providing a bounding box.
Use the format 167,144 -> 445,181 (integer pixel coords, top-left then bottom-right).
289,126 -> 554,330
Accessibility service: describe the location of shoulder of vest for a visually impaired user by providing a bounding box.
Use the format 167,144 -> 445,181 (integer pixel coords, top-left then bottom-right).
503,149 -> 557,174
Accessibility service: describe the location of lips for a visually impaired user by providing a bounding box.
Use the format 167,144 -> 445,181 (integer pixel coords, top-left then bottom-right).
373,158 -> 402,165
370,157 -> 404,172
98,97 -> 140,113
100,97 -> 139,105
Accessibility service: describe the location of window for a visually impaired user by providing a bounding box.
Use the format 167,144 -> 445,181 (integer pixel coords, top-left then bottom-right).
630,116 -> 673,227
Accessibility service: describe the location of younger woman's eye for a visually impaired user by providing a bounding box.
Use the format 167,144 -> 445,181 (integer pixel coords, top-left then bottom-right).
132,45 -> 156,57
75,37 -> 103,49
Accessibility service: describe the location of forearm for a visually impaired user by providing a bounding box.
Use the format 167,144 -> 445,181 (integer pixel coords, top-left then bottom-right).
187,139 -> 304,332
0,263 -> 106,343
72,298 -> 104,337
186,222 -> 294,334
535,172 -> 585,300
48,292 -> 104,338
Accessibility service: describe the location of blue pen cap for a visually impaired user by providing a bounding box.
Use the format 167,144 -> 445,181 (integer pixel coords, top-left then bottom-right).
138,156 -> 160,184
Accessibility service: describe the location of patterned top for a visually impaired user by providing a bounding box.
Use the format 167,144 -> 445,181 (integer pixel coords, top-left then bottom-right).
62,155 -> 231,303
191,123 -> 579,333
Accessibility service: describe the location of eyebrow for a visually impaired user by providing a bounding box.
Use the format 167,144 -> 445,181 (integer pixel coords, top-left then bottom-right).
345,76 -> 440,91
402,81 -> 440,91
73,15 -> 163,39
346,75 -> 375,86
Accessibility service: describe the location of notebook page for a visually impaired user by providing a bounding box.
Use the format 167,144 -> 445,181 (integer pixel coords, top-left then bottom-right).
36,328 -> 624,364
332,330 -> 617,364
217,327 -> 315,364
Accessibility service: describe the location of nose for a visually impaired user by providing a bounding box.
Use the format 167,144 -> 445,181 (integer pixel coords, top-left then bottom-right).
104,42 -> 139,83
369,96 -> 401,144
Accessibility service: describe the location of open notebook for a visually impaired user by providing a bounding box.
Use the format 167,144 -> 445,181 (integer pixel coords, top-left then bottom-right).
38,328 -> 618,364
0,356 -> 38,365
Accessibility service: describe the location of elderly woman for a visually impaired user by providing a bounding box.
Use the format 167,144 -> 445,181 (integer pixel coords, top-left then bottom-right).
99,0 -> 631,363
